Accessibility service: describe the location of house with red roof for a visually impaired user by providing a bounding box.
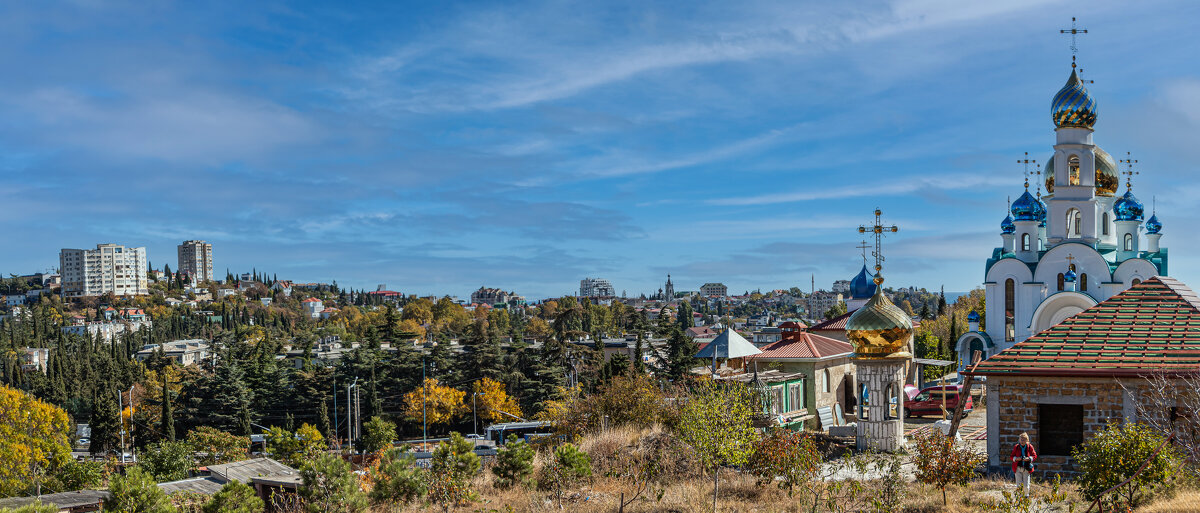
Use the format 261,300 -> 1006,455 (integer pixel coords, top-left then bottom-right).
968,277 -> 1200,474
746,321 -> 855,429
301,298 -> 323,319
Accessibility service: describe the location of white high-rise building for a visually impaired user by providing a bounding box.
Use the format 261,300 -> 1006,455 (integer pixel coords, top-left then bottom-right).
579,277 -> 615,298
60,244 -> 149,297
177,240 -> 214,283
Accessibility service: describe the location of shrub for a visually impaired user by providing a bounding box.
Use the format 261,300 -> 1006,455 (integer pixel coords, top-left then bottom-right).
265,424 -> 325,468
537,443 -> 593,507
299,454 -> 368,513
47,458 -> 105,492
746,430 -> 821,495
369,447 -> 425,505
492,435 -> 535,489
677,380 -> 758,510
360,416 -> 396,455
104,466 -> 176,513
0,501 -> 58,513
427,433 -> 479,511
185,427 -> 248,466
1073,421 -> 1181,511
202,481 -> 263,513
910,429 -> 984,505
141,440 -> 195,481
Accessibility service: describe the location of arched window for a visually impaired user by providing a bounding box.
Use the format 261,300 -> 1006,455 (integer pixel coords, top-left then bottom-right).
1124,233 -> 1134,251
1021,233 -> 1030,251
884,383 -> 897,420
858,383 -> 870,420
1132,278 -> 1142,286
1102,212 -> 1110,235
1069,155 -> 1081,185
1081,273 -> 1088,291
1066,209 -> 1082,238
823,368 -> 831,394
1005,279 -> 1015,342
1057,273 -> 1065,291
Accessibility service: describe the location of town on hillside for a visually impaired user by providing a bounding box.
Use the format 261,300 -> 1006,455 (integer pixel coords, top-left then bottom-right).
2,8 -> 1198,513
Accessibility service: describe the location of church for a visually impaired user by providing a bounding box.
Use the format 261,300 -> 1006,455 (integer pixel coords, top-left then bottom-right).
955,60 -> 1167,369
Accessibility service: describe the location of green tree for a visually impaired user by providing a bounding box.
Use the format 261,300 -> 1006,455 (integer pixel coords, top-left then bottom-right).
299,454 -> 368,513
201,481 -> 263,513
265,424 -> 325,468
677,300 -> 694,332
185,427 -> 248,466
823,301 -> 847,320
659,328 -> 697,382
140,441 -> 194,482
427,433 -> 480,511
1073,421 -> 1181,510
161,376 -> 175,442
537,442 -> 592,505
104,466 -> 176,513
910,430 -> 985,505
46,459 -> 104,493
0,502 -> 57,513
678,381 -> 758,512
360,416 -> 395,455
368,447 -> 425,505
491,435 -> 534,489
89,388 -> 121,457
747,430 -> 821,495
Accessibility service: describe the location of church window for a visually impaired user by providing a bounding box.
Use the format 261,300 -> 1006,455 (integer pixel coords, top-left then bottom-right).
1124,233 -> 1134,251
1102,213 -> 1110,235
1132,278 -> 1142,286
1057,273 -> 1065,292
1039,403 -> 1084,456
1021,233 -> 1030,251
1004,279 -> 1015,342
1066,209 -> 1082,238
1068,155 -> 1081,186
823,368 -> 831,394
1081,273 -> 1088,291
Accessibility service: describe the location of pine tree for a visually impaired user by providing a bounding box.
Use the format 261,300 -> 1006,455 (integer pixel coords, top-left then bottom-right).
938,286 -> 947,316
660,328 -> 698,382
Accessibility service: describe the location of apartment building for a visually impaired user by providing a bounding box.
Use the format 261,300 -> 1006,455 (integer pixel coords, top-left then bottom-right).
177,240 -> 214,283
59,244 -> 149,297
579,277 -> 615,298
700,282 -> 728,297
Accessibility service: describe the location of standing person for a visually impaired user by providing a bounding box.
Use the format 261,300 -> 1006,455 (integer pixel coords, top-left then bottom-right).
1011,432 -> 1037,495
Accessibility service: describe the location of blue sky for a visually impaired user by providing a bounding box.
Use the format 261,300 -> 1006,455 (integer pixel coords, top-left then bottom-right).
3,0 -> 1200,300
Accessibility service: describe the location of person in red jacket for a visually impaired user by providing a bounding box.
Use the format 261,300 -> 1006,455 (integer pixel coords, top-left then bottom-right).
1011,432 -> 1037,495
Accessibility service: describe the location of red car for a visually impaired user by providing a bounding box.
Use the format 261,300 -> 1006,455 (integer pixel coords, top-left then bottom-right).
903,384 -> 973,418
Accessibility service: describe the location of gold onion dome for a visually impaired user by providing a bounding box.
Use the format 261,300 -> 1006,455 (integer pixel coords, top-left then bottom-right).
1043,147 -> 1119,196
1051,69 -> 1097,129
845,275 -> 913,358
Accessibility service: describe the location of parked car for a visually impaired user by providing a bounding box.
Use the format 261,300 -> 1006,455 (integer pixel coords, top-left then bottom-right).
903,384 -> 973,418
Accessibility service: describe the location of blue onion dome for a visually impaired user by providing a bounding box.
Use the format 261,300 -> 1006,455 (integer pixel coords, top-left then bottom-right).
1000,215 -> 1016,234
1064,268 -> 1077,283
967,310 -> 980,322
1113,190 -> 1145,221
1052,69 -> 1097,129
1044,148 -> 1119,196
1011,191 -> 1045,222
1146,214 -> 1162,234
849,265 -> 877,300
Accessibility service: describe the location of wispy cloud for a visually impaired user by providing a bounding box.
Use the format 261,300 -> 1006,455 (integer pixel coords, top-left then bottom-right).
709,174 -> 1012,206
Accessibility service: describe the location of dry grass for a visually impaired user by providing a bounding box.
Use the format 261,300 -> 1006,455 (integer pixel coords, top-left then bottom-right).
1138,489 -> 1200,513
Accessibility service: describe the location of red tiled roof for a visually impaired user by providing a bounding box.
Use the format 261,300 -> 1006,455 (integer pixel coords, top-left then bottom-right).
302,298 -> 321,303
808,310 -> 854,331
970,277 -> 1200,377
750,331 -> 853,360
686,327 -> 718,338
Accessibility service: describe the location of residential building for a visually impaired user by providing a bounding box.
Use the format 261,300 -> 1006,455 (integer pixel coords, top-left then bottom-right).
831,280 -> 851,294
806,291 -> 844,320
177,240 -> 214,283
135,339 -> 211,366
302,298 -> 323,318
471,287 -> 518,305
18,347 -> 50,373
700,282 -> 728,297
579,277 -> 615,298
59,244 -> 149,297
747,322 -> 856,429
969,277 -> 1200,474
62,318 -> 153,343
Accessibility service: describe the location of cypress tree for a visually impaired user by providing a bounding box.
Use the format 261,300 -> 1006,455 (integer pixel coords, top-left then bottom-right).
161,375 -> 175,442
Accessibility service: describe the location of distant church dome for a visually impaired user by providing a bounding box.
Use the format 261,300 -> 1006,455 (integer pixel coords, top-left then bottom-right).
1011,191 -> 1046,222
1000,215 -> 1016,234
1146,214 -> 1162,234
1064,268 -> 1077,283
1043,147 -> 1120,197
1052,69 -> 1097,129
845,275 -> 912,358
849,265 -> 877,300
1114,191 -> 1145,221
967,310 -> 980,322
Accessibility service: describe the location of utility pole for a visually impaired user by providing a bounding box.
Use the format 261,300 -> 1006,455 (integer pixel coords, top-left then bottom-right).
117,388 -> 124,465
422,359 -> 428,449
332,381 -> 339,450
355,384 -> 361,444
347,378 -> 358,453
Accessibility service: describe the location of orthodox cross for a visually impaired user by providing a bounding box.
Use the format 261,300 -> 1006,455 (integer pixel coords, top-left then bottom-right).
1120,152 -> 1139,189
857,209 -> 899,274
1018,152 -> 1037,189
1060,17 -> 1088,68
856,240 -> 871,266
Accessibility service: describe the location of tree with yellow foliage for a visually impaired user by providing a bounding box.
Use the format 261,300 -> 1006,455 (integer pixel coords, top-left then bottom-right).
402,378 -> 464,428
473,378 -> 523,424
0,385 -> 71,498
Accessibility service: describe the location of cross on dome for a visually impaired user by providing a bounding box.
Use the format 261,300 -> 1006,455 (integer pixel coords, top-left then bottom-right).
1060,17 -> 1088,68
1018,152 -> 1037,190
1120,152 -> 1139,190
857,208 -> 899,278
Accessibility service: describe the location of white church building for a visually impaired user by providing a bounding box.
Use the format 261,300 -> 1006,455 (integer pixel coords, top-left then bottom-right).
955,65 -> 1167,370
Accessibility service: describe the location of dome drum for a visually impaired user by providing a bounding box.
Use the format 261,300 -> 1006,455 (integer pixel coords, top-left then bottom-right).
1044,148 -> 1119,197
